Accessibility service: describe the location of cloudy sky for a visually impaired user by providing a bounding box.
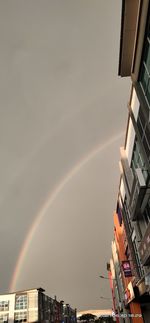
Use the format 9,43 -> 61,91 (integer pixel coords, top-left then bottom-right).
0,0 -> 130,311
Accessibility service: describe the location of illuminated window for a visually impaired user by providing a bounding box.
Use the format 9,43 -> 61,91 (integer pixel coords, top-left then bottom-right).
15,295 -> 27,310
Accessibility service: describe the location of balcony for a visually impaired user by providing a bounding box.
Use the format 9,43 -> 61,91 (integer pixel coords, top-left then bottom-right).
129,168 -> 147,220
139,222 -> 150,266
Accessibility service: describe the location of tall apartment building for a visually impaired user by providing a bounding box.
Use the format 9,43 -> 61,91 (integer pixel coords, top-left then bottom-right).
108,1 -> 150,322
0,287 -> 77,323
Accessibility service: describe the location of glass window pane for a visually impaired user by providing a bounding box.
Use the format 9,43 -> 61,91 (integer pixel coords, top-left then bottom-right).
137,118 -> 143,138
14,311 -> 27,323
15,295 -> 27,310
143,135 -> 150,158
140,64 -> 149,93
0,301 -> 9,312
146,79 -> 150,105
144,40 -> 150,73
0,314 -> 8,323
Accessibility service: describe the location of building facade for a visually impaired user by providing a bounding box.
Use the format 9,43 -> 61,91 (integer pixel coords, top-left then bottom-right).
0,288 -> 77,323
108,0 -> 150,322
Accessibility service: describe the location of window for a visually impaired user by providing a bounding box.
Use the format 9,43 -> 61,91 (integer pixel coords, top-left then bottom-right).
123,196 -> 133,234
139,9 -> 150,108
0,314 -> 8,323
0,302 -> 9,312
132,238 -> 145,278
131,137 -> 148,181
136,220 -> 143,239
116,203 -> 122,225
15,295 -> 27,310
14,312 -> 27,322
138,207 -> 150,237
140,61 -> 150,103
143,197 -> 150,226
137,108 -> 150,162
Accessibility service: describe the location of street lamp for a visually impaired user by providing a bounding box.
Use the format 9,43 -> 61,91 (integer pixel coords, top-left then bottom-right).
99,275 -> 109,279
99,275 -> 116,280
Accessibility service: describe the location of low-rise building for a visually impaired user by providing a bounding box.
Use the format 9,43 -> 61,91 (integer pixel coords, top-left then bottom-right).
0,287 -> 77,323
108,0 -> 150,322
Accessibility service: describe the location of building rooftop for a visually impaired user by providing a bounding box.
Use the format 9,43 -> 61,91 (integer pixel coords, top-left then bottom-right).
0,287 -> 45,295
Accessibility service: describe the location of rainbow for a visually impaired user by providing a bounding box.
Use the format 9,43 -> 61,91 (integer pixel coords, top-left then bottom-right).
10,131 -> 124,292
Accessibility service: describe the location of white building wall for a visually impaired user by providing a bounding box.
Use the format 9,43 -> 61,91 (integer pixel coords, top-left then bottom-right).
131,87 -> 140,121
125,88 -> 139,166
28,290 -> 38,322
0,293 -> 15,322
0,289 -> 39,323
120,178 -> 125,203
125,117 -> 136,166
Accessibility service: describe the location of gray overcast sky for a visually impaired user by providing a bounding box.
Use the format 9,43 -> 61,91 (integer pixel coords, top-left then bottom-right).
0,0 -> 130,311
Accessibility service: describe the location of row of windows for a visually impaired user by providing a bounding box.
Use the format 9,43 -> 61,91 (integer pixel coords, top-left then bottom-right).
132,238 -> 145,278
143,197 -> 150,225
139,7 -> 150,109
137,108 -> 150,162
131,136 -> 148,181
14,311 -> 27,322
15,295 -> 27,310
123,198 -> 133,235
0,312 -> 27,323
0,312 -> 28,323
138,197 -> 150,238
121,197 -> 145,279
130,135 -> 150,233
137,4 -> 150,163
136,4 -> 150,260
0,310 -> 38,323
0,295 -> 27,313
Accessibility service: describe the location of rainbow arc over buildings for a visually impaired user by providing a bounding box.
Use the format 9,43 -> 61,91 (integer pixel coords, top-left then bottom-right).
10,131 -> 124,292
